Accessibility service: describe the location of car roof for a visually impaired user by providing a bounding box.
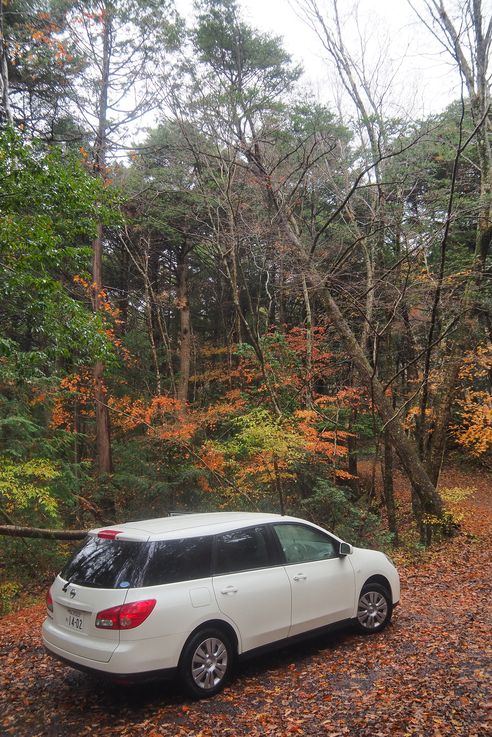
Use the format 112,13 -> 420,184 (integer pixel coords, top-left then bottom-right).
90,512 -> 301,542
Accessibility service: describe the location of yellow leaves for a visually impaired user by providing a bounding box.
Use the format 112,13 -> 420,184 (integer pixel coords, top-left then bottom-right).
73,274 -> 89,288
403,405 -> 433,431
450,344 -> 492,460
0,457 -> 60,519
459,344 -> 492,381
453,390 -> 492,457
440,486 -> 475,505
437,486 -> 476,525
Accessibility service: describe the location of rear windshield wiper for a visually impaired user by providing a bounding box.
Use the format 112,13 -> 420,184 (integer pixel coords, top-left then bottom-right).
62,576 -> 75,592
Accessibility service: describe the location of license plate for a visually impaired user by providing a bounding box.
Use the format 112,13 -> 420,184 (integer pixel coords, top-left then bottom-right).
65,609 -> 85,632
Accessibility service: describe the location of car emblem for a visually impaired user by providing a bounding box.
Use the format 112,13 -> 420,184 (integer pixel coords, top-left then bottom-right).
70,589 -> 76,599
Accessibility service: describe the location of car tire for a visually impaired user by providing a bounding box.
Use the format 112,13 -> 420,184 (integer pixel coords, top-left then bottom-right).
179,627 -> 234,698
354,582 -> 392,634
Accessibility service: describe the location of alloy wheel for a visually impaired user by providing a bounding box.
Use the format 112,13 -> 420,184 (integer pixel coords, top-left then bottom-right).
191,636 -> 229,690
357,590 -> 389,630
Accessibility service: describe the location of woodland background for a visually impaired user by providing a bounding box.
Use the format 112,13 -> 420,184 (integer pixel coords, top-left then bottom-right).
0,0 -> 491,612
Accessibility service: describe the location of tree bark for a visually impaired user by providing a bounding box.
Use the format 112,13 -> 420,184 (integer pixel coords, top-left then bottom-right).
0,525 -> 87,540
301,274 -> 314,407
238,132 -> 443,521
92,9 -> 113,474
0,3 -> 13,126
176,246 -> 191,402
382,428 -> 399,545
269,193 -> 445,518
93,223 -> 113,474
316,282 -> 443,517
416,0 -> 492,483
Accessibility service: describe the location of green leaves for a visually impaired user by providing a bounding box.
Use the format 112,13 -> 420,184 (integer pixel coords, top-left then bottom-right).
0,456 -> 60,520
0,128 -> 117,370
189,0 -> 301,144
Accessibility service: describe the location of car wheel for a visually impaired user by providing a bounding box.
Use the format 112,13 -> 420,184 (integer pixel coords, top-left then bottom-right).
355,583 -> 392,634
179,627 -> 233,698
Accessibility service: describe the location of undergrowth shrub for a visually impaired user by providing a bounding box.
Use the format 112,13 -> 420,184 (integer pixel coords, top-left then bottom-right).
293,478 -> 393,549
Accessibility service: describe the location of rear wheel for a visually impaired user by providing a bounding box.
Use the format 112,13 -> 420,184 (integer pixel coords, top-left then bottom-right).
355,583 -> 392,634
179,627 -> 233,698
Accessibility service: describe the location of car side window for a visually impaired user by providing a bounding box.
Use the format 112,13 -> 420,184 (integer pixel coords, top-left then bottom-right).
273,523 -> 337,564
214,526 -> 271,575
141,536 -> 213,586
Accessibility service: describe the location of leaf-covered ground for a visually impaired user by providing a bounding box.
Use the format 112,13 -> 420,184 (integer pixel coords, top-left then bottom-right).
1,465 -> 491,737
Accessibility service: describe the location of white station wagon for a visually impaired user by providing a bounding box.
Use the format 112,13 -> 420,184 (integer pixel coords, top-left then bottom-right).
43,512 -> 400,697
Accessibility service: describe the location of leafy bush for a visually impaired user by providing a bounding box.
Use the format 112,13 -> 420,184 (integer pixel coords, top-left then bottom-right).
293,477 -> 393,549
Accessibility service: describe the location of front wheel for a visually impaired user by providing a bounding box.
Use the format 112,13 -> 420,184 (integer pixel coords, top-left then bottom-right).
179,628 -> 233,698
354,583 -> 392,634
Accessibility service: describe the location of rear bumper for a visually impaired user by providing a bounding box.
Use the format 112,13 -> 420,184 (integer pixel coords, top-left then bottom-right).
42,618 -> 184,676
44,645 -> 176,684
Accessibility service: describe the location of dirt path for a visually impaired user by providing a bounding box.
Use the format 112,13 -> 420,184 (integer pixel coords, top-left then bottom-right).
1,466 -> 491,737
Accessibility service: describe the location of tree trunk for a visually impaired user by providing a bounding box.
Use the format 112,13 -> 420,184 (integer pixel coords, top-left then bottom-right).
94,362 -> 112,473
176,247 -> 191,402
317,283 -> 443,518
301,274 -> 314,407
0,525 -> 87,540
347,406 -> 360,495
244,149 -> 443,524
117,239 -> 129,336
91,10 -> 113,474
418,0 -> 492,484
382,429 -> 399,545
145,259 -> 162,395
93,222 -> 113,474
0,4 -> 13,126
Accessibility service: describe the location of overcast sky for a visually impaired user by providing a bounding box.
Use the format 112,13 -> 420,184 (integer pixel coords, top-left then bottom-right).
177,0 -> 469,118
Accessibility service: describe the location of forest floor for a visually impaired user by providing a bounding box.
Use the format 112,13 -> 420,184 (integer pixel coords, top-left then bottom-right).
1,463 -> 491,737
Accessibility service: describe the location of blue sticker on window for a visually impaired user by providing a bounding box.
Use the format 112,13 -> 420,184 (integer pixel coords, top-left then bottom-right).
118,581 -> 130,588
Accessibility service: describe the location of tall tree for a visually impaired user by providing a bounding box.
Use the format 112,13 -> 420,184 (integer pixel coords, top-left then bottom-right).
0,1 -> 84,135
407,0 -> 492,482
187,0 -> 444,528
0,1 -> 13,125
61,0 -> 179,472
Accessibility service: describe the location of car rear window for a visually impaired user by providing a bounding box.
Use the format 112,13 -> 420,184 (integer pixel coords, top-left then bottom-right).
61,536 -> 145,589
61,534 -> 213,589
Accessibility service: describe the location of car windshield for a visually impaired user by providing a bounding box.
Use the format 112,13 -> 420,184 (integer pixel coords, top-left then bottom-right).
61,536 -> 145,589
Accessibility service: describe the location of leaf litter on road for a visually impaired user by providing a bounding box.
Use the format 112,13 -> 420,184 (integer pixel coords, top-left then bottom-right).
0,465 -> 491,737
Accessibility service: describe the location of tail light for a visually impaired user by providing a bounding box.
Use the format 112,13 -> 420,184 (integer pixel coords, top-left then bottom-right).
95,599 -> 156,630
97,530 -> 122,540
46,587 -> 54,616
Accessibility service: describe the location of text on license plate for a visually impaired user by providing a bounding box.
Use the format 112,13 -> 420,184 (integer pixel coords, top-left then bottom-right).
65,610 -> 85,632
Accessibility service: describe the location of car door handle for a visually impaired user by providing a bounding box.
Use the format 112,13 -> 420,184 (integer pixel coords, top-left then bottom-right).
220,585 -> 238,595
293,573 -> 307,581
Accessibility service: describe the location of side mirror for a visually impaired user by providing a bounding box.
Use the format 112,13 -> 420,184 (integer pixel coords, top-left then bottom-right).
339,542 -> 353,557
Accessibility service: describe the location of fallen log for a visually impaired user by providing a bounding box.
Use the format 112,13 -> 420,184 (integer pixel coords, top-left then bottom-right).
0,525 -> 87,540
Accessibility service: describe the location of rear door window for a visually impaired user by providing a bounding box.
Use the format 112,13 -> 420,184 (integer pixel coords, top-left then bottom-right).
140,536 -> 213,586
213,526 -> 272,575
